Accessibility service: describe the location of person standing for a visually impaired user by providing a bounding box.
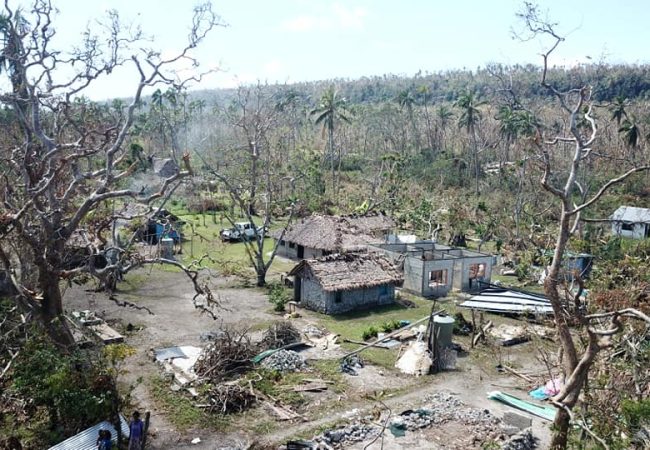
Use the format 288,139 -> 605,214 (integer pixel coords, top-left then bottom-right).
128,411 -> 144,450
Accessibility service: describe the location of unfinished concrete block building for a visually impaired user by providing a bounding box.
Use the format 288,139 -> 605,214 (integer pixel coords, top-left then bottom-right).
373,242 -> 493,298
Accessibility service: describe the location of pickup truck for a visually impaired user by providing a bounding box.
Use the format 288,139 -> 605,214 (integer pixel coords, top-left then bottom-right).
219,222 -> 267,242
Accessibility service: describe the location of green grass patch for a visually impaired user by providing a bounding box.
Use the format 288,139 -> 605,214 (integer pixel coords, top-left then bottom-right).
148,375 -> 231,432
308,359 -> 347,394
174,213 -> 295,279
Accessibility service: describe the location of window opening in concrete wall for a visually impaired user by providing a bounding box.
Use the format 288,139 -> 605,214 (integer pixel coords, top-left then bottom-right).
429,269 -> 447,287
469,263 -> 486,279
335,291 -> 342,303
621,222 -> 634,232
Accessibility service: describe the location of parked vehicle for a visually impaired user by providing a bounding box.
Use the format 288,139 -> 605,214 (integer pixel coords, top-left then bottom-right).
219,222 -> 267,242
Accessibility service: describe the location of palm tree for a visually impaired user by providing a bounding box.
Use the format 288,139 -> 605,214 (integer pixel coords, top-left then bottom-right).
418,85 -> 434,149
619,116 -> 641,150
609,95 -> 629,126
435,105 -> 454,150
310,86 -> 351,194
455,91 -> 485,196
395,87 -> 420,151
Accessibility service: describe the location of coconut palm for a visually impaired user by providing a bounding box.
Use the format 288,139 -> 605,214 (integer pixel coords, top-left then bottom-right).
619,116 -> 640,149
455,91 -> 486,196
310,86 -> 351,193
609,95 -> 629,126
395,87 -> 420,151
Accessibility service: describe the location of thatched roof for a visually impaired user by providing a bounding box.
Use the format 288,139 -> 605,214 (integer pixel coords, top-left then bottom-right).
289,252 -> 403,292
274,213 -> 394,252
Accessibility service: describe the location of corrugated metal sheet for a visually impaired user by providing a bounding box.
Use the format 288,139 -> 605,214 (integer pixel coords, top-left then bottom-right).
611,206 -> 650,223
48,415 -> 129,450
460,287 -> 553,315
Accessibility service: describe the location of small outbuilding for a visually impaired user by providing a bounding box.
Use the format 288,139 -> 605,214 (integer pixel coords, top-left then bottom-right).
288,252 -> 403,314
610,206 -> 650,239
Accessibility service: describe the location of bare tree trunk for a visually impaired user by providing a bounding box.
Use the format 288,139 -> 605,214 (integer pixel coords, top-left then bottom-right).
39,268 -> 75,348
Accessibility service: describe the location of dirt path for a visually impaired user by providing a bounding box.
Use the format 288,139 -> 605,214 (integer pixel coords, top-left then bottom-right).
64,270 -> 552,449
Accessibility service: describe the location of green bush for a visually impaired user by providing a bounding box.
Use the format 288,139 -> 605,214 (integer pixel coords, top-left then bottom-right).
268,282 -> 290,312
361,326 -> 379,341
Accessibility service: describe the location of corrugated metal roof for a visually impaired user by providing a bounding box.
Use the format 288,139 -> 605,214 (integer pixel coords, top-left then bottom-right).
48,415 -> 129,450
460,288 -> 553,315
610,206 -> 650,223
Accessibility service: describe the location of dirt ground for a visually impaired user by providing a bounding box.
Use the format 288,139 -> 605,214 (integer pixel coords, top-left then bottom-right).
63,269 -> 552,449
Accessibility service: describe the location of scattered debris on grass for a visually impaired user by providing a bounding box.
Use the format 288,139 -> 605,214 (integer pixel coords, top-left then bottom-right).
204,382 -> 257,414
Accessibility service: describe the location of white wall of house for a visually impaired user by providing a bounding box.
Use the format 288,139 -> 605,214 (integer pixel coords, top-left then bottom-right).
612,222 -> 649,240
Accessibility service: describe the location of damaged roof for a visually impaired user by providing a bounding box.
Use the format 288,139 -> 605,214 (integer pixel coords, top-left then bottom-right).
274,213 -> 394,252
610,206 -> 650,223
289,252 -> 403,292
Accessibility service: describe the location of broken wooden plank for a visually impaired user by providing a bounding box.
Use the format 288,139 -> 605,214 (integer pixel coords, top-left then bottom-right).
88,322 -> 124,344
291,383 -> 328,392
502,364 -> 535,383
263,401 -> 300,420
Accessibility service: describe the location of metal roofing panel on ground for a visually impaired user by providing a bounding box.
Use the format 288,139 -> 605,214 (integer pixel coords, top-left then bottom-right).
460,288 -> 554,315
460,300 -> 553,314
48,415 -> 129,450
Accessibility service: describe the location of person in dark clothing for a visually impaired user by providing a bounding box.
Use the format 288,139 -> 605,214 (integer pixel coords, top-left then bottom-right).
128,411 -> 144,450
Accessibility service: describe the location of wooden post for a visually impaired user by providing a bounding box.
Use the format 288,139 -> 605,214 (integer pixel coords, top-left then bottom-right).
470,309 -> 476,349
141,411 -> 151,449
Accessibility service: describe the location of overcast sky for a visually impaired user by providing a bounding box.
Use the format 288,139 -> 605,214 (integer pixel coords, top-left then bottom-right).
42,0 -> 649,100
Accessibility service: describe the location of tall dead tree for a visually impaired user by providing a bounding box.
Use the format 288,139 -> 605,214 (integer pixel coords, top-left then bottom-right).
516,3 -> 650,448
0,0 -> 221,347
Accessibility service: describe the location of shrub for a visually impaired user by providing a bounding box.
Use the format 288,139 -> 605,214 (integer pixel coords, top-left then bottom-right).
361,326 -> 378,341
268,282 -> 290,312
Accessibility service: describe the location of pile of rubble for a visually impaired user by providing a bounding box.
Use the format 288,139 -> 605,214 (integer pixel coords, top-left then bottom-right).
309,423 -> 380,449
389,409 -> 434,432
502,429 -> 536,450
279,392 -> 537,449
340,354 -> 364,375
261,349 -> 306,372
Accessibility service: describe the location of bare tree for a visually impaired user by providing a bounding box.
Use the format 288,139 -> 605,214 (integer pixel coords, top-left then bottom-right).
0,0 -> 222,347
515,3 -> 650,448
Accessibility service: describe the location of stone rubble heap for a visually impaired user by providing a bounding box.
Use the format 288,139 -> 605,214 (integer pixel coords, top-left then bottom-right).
390,409 -> 435,431
261,349 -> 306,372
310,423 -> 379,449
501,429 -> 536,450
282,392 -> 537,450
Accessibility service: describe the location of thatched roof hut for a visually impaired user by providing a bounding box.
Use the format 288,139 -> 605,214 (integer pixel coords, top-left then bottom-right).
289,252 -> 403,292
274,213 -> 394,253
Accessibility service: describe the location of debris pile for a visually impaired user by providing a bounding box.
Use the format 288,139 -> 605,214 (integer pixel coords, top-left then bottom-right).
302,325 -> 325,338
194,329 -> 255,382
312,423 -> 379,448
204,383 -> 256,414
389,409 -> 434,433
261,349 -> 306,372
501,429 -> 536,450
260,321 -> 301,350
340,354 -> 364,375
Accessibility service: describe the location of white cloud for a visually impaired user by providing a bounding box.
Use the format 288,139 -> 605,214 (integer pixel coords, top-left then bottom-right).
332,3 -> 367,30
263,59 -> 284,76
280,3 -> 367,32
